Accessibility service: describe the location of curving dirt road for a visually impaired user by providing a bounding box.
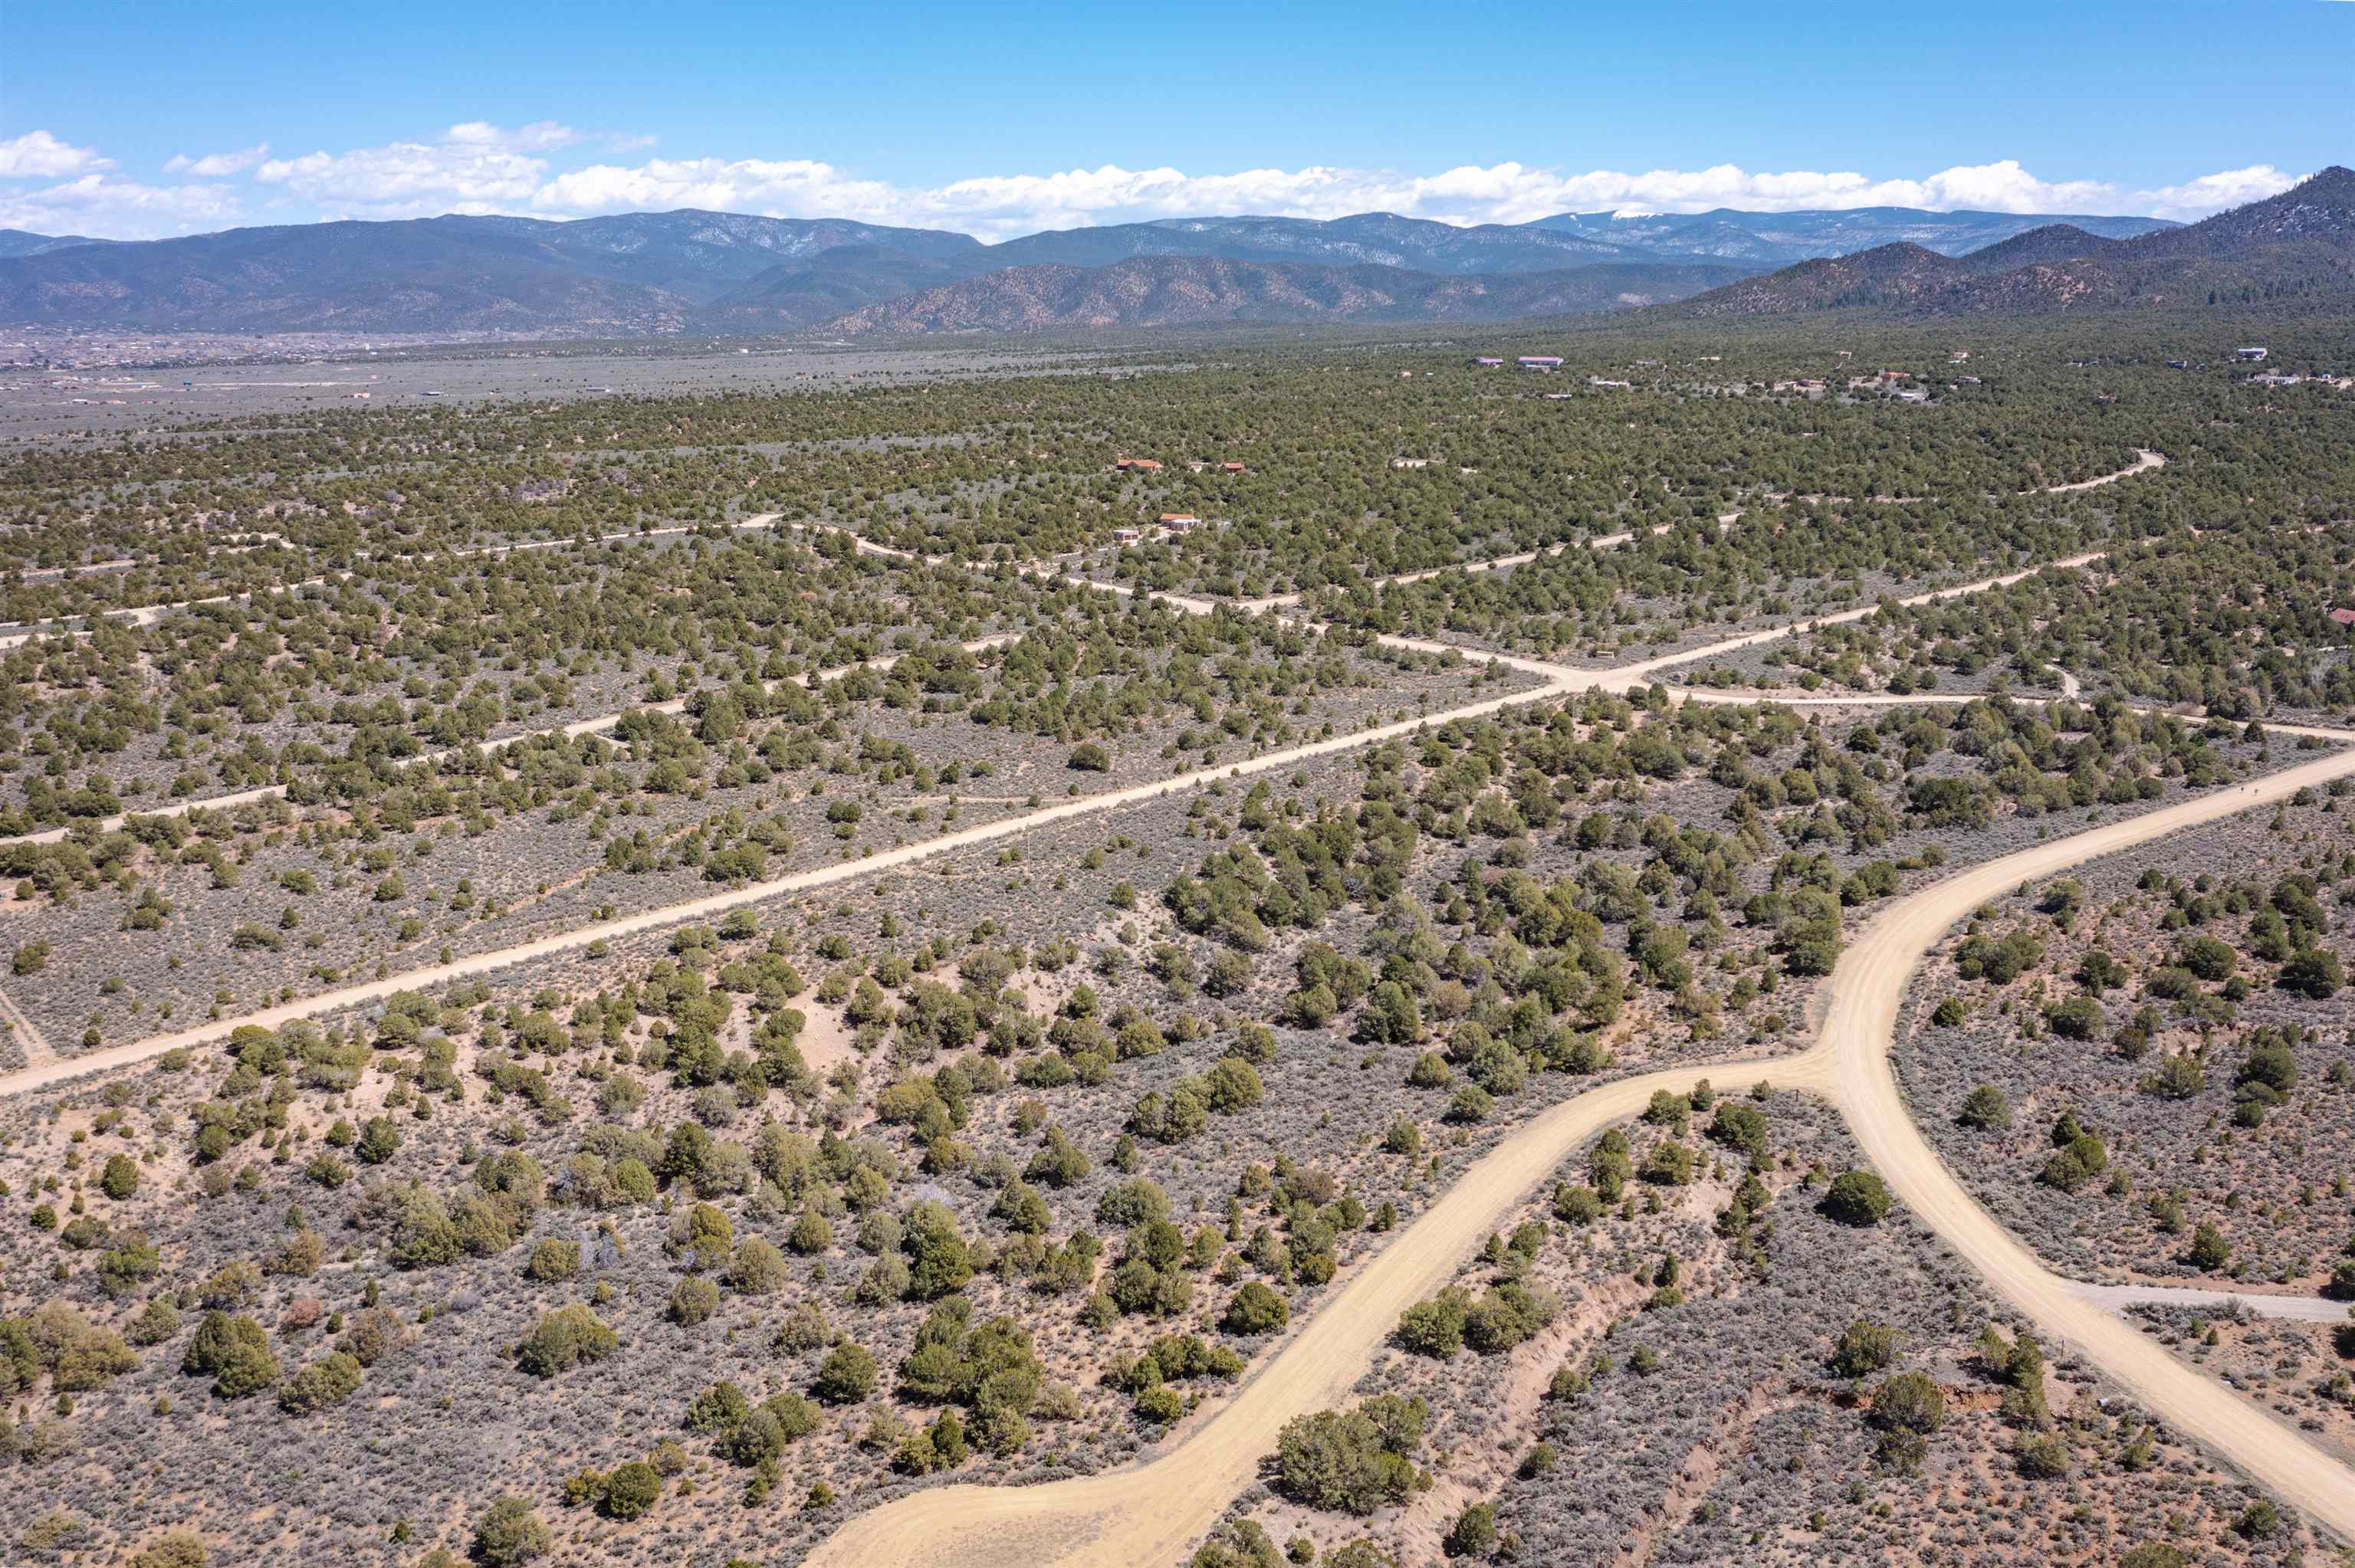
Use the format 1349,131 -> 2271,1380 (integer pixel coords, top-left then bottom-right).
808,1049 -> 1839,1568
2043,447 -> 2166,492
1817,739 -> 2355,1544
809,743 -> 2355,1567
2069,1282 -> 2349,1324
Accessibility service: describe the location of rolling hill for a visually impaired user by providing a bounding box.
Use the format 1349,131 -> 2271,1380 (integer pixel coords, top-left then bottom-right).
700,245 -> 994,329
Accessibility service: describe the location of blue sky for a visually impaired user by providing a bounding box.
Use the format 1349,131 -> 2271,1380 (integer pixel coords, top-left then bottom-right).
4,0 -> 2347,240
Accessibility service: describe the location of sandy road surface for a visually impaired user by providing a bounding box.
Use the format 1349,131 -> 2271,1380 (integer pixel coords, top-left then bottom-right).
810,744 -> 2355,1568
1823,740 -> 2355,1546
2044,447 -> 2166,492
1599,550 -> 2112,689
1224,445 -> 2158,613
1672,687 -> 2355,746
2,445 -> 2164,648
2071,1283 -> 2350,1324
808,1051 -> 1841,1568
1234,515 -> 1733,612
0,981 -> 54,1069
0,537 -> 2116,1070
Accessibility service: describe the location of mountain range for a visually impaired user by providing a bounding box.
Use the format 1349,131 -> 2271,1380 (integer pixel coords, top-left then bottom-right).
1657,166 -> 2353,320
0,172 -> 2343,337
0,200 -> 2185,337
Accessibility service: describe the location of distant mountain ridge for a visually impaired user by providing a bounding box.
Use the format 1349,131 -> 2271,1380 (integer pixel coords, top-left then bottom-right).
823,255 -> 1754,335
1657,166 -> 2353,320
10,180 -> 2339,337
1526,204 -> 2171,264
0,228 -> 122,260
0,211 -> 988,333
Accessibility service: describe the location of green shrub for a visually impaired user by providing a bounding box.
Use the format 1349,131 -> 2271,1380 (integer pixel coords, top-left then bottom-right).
1222,1282 -> 1289,1336
278,1351 -> 363,1413
669,1277 -> 720,1324
471,1497 -> 550,1566
1443,1502 -> 1497,1559
1956,1084 -> 2011,1130
99,1154 -> 140,1201
814,1339 -> 878,1403
515,1306 -> 617,1376
524,1240 -> 579,1282
2015,1434 -> 2071,1478
182,1311 -> 279,1398
1271,1396 -> 1427,1514
1831,1319 -> 1900,1378
1822,1169 -> 1892,1226
601,1460 -> 662,1520
127,1534 -> 208,1568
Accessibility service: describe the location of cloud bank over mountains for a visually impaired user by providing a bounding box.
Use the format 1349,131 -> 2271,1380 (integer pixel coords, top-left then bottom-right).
0,121 -> 2304,241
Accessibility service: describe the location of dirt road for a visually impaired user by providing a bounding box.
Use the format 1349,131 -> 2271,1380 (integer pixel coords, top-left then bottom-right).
808,1051 -> 1840,1568
1820,739 -> 2355,1546
809,743 -> 2355,1567
2044,447 -> 2166,492
0,660 -> 1575,1100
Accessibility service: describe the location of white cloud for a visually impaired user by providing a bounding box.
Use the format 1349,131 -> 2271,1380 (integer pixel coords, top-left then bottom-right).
2133,163 -> 2298,221
534,156 -> 928,225
0,130 -> 113,179
445,120 -> 582,153
164,143 -> 270,177
0,174 -> 238,236
257,132 -> 552,214
6,124 -> 2298,242
513,156 -> 2208,238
